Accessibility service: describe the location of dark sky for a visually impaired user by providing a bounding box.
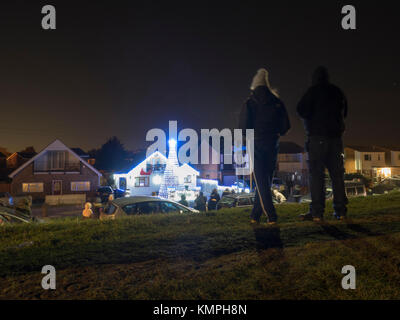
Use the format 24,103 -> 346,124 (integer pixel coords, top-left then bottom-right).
1,1 -> 399,152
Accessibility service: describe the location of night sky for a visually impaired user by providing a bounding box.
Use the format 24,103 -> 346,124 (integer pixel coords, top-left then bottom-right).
1,1 -> 399,152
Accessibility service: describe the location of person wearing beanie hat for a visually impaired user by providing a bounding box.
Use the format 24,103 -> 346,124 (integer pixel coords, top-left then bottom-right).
239,68 -> 291,225
250,68 -> 279,97
297,66 -> 348,222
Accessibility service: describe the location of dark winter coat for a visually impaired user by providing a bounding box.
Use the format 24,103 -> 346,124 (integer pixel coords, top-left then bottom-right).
207,192 -> 220,211
239,86 -> 291,141
297,67 -> 348,138
194,195 -> 207,211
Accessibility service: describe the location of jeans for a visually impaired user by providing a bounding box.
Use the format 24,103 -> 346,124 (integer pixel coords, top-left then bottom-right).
251,139 -> 279,222
306,136 -> 348,218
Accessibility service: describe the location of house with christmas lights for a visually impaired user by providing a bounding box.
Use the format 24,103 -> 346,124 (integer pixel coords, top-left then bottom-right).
113,139 -> 200,200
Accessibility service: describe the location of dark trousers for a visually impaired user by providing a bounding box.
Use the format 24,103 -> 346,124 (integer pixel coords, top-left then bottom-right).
251,139 -> 279,222
306,136 -> 348,218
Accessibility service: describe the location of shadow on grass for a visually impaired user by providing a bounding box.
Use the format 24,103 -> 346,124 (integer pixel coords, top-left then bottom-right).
253,226 -> 283,251
345,221 -> 383,237
320,224 -> 357,240
320,223 -> 400,273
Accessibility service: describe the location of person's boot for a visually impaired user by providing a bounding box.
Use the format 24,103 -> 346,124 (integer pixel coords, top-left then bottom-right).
299,212 -> 313,221
333,212 -> 347,221
312,216 -> 324,223
250,219 -> 259,225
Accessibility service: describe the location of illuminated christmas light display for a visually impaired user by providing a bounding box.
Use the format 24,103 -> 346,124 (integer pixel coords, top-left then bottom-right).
159,139 -> 181,199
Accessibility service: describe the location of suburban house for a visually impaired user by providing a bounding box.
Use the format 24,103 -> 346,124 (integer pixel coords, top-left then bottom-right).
8,139 -> 102,201
376,147 -> 400,178
344,146 -> 388,178
6,151 -> 37,170
0,152 -> 6,169
114,151 -> 168,196
113,143 -> 199,197
193,139 -> 221,181
276,142 -> 308,185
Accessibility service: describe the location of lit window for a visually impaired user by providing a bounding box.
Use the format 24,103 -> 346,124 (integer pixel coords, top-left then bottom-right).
135,177 -> 149,187
71,181 -> 90,191
22,183 -> 44,193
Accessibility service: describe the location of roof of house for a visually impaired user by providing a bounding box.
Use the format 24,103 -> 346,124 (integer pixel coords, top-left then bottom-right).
17,152 -> 37,158
6,151 -> 37,160
8,139 -> 102,178
114,151 -> 168,175
346,145 -> 386,152
279,141 -> 304,154
70,148 -> 89,158
380,146 -> 400,152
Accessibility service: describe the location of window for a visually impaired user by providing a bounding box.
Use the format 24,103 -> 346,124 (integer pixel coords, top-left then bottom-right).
123,204 -> 138,215
238,198 -> 251,206
356,187 -> 365,195
71,181 -> 90,191
161,201 -> 188,213
104,204 -> 116,214
34,151 -> 80,172
364,154 -> 372,161
47,151 -> 66,170
22,183 -> 44,193
398,154 -> 400,161
135,201 -> 160,214
184,175 -> 192,183
135,177 -> 149,187
346,187 -> 357,196
378,155 -> 381,161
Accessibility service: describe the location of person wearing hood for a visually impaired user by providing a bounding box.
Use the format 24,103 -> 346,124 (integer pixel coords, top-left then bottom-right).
297,66 -> 348,221
239,68 -> 291,225
207,188 -> 220,211
194,191 -> 207,212
178,194 -> 189,207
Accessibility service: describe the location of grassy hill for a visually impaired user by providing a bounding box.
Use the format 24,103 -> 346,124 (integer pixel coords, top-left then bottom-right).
1,192 -> 400,299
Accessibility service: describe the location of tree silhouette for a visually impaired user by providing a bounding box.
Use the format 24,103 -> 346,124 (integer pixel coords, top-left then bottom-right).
93,137 -> 128,171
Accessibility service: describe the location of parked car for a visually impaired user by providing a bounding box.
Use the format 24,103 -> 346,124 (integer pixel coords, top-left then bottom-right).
100,196 -> 199,220
0,205 -> 36,225
0,192 -> 14,206
217,193 -> 255,210
217,191 -> 283,210
300,182 -> 366,203
299,187 -> 333,203
344,181 -> 367,197
96,186 -> 126,203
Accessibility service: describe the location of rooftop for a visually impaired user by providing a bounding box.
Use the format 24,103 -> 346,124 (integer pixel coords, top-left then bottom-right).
279,142 -> 304,154
346,145 -> 387,152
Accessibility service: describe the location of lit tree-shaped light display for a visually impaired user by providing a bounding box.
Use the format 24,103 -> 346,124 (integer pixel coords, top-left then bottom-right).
159,139 -> 180,198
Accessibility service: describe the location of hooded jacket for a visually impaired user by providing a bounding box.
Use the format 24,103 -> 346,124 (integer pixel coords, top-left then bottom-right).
239,85 -> 291,141
297,67 -> 348,137
239,68 -> 290,141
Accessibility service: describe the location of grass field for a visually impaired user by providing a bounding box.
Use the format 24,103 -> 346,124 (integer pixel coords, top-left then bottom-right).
1,192 -> 400,300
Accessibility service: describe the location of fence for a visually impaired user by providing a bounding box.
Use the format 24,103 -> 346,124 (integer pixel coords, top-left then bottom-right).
45,194 -> 86,206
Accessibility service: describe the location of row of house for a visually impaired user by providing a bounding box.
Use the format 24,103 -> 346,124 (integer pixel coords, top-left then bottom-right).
0,140 -> 102,201
344,146 -> 400,178
1,138 -> 399,201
